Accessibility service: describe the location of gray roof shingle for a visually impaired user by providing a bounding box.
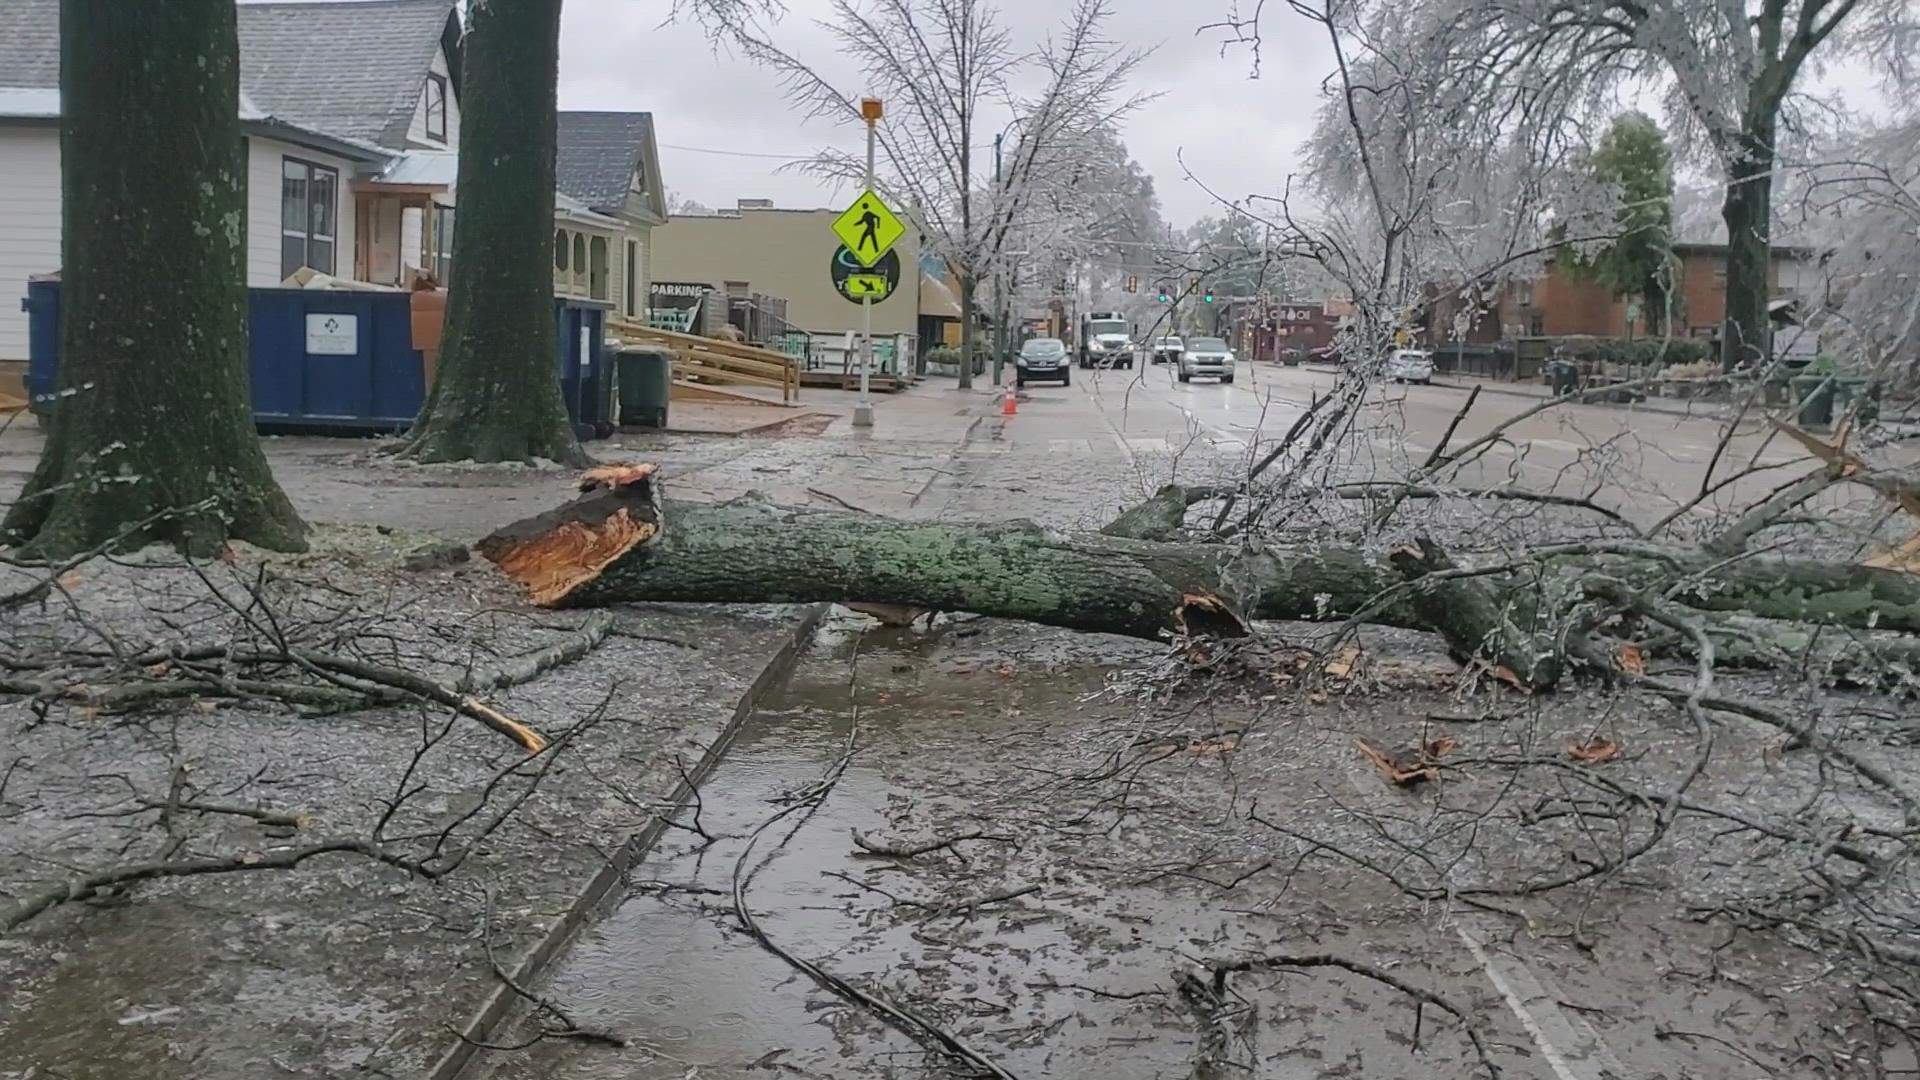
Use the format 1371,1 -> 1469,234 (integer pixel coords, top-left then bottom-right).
238,0 -> 458,149
0,0 -> 458,151
556,111 -> 654,213
0,0 -> 59,90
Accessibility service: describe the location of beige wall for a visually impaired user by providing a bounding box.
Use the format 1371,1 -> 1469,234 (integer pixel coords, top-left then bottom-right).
648,208 -> 921,338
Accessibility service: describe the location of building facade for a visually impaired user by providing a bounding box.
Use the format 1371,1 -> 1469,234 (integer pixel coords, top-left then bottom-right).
647,202 -> 924,343
0,0 -> 667,368
1425,243 -> 1817,347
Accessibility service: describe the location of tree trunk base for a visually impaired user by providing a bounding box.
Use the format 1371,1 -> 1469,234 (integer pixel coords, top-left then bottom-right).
393,421 -> 591,469
3,442 -> 307,559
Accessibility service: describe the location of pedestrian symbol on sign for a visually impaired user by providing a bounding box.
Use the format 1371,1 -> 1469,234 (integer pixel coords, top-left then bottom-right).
830,189 -> 905,268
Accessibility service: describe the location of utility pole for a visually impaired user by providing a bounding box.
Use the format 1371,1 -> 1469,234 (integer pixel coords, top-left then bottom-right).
992,132 -> 1005,387
854,97 -> 882,429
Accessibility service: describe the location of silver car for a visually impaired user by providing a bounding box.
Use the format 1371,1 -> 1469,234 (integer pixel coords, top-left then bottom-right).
1178,337 -> 1236,384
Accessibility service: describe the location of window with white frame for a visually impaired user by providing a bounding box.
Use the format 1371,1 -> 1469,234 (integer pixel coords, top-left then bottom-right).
432,205 -> 455,282
281,158 -> 338,279
589,236 -> 609,301
624,239 -> 639,317
424,73 -> 448,142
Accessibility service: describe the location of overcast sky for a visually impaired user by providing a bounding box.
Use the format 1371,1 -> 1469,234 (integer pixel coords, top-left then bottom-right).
556,0 -> 1335,228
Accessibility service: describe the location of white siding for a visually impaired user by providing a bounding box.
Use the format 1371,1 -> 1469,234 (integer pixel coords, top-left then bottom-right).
404,45 -> 461,149
0,128 -> 360,358
245,136 -> 356,287
0,125 -> 62,361
401,205 -> 424,276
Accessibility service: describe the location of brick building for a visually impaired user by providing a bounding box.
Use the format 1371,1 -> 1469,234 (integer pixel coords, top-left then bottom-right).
1425,243 -> 1817,346
1228,300 -> 1341,361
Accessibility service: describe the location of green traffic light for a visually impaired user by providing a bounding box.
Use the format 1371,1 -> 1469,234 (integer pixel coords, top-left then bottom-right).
1203,292 -> 1214,303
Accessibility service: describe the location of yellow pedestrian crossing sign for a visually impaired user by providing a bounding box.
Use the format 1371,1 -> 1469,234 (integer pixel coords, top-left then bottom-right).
831,189 -> 905,268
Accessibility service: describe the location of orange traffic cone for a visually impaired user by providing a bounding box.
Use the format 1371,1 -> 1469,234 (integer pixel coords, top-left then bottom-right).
1002,387 -> 1018,416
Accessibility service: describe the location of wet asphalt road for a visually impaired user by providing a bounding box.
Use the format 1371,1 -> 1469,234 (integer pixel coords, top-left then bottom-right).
1007,361 -> 1826,519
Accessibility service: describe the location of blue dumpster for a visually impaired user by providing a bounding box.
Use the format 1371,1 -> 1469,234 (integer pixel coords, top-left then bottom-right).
248,288 -> 427,431
555,297 -> 614,440
24,279 -> 611,441
22,276 -> 60,415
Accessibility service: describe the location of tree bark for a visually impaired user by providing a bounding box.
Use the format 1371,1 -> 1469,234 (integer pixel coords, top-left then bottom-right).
395,0 -> 587,466
480,472 -> 1406,639
957,273 -> 978,389
478,474 -> 1920,690
1718,122 -> 1776,372
1,0 -> 307,558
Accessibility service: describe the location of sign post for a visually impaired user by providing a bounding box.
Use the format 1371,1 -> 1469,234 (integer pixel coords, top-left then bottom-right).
846,99 -> 890,428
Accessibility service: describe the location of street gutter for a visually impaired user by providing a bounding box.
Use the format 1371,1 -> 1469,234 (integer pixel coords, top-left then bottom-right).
432,602 -> 831,1080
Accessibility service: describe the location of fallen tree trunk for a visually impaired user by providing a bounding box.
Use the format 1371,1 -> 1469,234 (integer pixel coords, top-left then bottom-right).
477,470 -> 1920,689
478,469 -> 1406,641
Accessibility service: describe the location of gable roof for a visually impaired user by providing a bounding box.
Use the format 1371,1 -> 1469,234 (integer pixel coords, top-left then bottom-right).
556,111 -> 661,218
0,0 -> 58,91
0,0 -> 458,152
238,0 -> 460,149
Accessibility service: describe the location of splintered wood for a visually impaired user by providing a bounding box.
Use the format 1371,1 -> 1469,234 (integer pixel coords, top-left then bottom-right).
479,464 -> 662,607
1771,417 -> 1920,573
1173,593 -> 1251,638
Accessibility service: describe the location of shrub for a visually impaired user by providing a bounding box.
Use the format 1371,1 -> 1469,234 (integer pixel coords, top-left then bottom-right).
1541,335 -> 1707,369
1662,361 -> 1719,380
925,344 -> 986,374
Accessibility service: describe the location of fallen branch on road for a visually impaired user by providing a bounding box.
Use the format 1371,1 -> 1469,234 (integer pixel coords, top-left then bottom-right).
2,838 -> 435,932
850,827 -> 1020,860
474,467 -> 1920,695
1207,953 -> 1500,1077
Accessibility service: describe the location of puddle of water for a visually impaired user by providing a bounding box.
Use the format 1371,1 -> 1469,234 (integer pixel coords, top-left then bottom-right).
475,620 -> 1456,1080
475,617 -> 1894,1080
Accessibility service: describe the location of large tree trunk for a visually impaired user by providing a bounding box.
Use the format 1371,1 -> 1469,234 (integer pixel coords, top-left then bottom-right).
477,472 -> 1920,692
1718,123 -> 1776,372
1,0 -> 307,559
395,0 -> 586,466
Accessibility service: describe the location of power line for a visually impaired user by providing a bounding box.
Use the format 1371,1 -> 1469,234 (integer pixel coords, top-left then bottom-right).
658,142 -> 813,160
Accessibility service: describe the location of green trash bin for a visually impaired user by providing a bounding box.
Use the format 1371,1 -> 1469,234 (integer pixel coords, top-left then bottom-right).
1790,375 -> 1834,428
1547,359 -> 1579,396
616,346 -> 673,429
1835,377 -> 1882,423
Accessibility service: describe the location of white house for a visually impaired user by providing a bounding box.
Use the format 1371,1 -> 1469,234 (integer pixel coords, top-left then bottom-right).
0,0 -> 667,365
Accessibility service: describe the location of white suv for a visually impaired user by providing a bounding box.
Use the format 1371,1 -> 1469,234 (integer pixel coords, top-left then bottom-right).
1178,337 -> 1236,384
1386,349 -> 1434,384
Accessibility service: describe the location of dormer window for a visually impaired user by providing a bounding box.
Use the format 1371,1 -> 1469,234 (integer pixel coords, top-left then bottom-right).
424,72 -> 448,141
630,162 -> 645,196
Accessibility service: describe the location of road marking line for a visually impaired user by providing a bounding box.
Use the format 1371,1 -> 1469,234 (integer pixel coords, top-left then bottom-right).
1457,927 -> 1629,1080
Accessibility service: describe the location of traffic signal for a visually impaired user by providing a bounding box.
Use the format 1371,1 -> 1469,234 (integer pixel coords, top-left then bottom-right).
1203,289 -> 1215,304
1157,285 -> 1169,303
1125,274 -> 1138,293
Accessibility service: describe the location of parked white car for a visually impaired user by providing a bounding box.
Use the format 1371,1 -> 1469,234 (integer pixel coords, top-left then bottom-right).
1385,349 -> 1435,384
1178,337 -> 1236,384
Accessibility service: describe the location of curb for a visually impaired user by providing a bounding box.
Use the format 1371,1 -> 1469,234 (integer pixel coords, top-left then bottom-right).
430,601 -> 830,1080
1433,378 -> 1726,420
1288,363 -> 1721,420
